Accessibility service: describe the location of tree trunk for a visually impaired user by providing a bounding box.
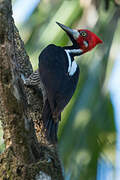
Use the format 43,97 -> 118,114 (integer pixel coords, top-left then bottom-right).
0,0 -> 63,179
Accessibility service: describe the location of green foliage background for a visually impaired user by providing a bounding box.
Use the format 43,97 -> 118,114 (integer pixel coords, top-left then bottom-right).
1,0 -> 120,179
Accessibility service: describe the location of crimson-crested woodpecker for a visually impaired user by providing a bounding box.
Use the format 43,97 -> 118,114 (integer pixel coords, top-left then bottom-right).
22,22 -> 102,143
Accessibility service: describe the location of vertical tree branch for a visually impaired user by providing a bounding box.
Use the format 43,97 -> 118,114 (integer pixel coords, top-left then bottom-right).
0,0 -> 63,179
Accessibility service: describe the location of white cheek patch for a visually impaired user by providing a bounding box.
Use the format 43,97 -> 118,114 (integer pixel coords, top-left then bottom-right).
83,40 -> 88,48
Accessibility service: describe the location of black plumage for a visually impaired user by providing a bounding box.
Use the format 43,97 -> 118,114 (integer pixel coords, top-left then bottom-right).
39,44 -> 79,142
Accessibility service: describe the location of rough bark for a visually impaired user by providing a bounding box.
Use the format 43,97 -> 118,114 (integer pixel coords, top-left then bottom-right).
0,0 -> 63,179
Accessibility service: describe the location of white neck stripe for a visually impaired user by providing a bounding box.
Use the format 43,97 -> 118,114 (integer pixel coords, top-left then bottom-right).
65,50 -> 71,73
65,49 -> 80,76
67,49 -> 83,54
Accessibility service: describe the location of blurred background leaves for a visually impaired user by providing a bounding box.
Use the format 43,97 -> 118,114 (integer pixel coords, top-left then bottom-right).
1,0 -> 120,179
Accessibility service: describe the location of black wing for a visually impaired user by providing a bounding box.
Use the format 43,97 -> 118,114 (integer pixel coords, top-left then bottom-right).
39,44 -> 79,114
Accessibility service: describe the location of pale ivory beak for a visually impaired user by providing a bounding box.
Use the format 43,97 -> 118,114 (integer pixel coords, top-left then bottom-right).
56,22 -> 79,40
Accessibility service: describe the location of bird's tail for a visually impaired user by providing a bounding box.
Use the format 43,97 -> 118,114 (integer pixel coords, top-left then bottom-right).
42,99 -> 59,143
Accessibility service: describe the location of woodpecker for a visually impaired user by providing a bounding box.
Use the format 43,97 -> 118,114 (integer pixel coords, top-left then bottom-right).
22,22 -> 102,143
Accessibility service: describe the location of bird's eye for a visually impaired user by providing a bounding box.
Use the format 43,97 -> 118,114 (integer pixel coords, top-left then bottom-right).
80,31 -> 87,37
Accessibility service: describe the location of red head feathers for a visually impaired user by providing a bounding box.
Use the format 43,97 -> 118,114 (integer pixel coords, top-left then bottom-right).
56,22 -> 103,55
